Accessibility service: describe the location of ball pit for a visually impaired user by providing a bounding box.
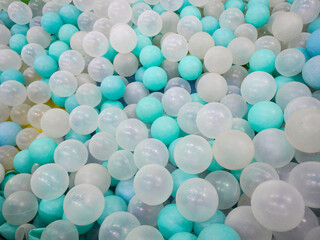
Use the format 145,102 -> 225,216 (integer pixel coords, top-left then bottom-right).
0,0 -> 320,240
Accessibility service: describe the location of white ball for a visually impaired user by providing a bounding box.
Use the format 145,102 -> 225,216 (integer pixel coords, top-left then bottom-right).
138,10 -> 162,37
40,109 -> 70,138
197,73 -> 228,102
109,23 -> 137,53
204,46 -> 233,74
161,34 -> 188,62
83,31 -> 109,57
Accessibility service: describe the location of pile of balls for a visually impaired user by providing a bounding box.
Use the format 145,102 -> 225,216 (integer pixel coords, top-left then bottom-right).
0,0 -> 320,239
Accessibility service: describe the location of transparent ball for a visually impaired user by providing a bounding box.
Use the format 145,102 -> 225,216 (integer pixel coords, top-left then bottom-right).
21,43 -> 46,67
16,128 -> 39,150
70,31 -> 86,55
0,80 -> 27,106
82,31 -> 108,57
4,173 -> 32,198
138,10 -> 162,37
69,105 -> 98,135
204,46 -> 233,74
41,220 -> 79,240
108,0 -> 132,23
161,34 -> 188,62
27,81 -> 51,104
108,150 -> 137,180
197,73 -> 228,102
49,70 -> 78,97
41,109 -> 70,138
113,53 -> 139,77
188,32 -> 215,60
132,3 -> 151,25
162,87 -> 191,117
0,145 -> 18,170
8,1 -> 32,25
0,49 -> 22,71
223,65 -> 248,88
77,11 -> 98,32
272,12 -> 303,42
126,225 -> 164,240
177,16 -> 202,40
124,82 -> 149,105
0,25 -> 10,45
26,26 -> 51,48
177,102 -> 202,134
0,102 -> 10,123
290,0 -> 320,24
228,37 -> 255,65
73,0 -> 96,11
160,0 -> 183,10
59,50 -> 85,75
89,132 -> 117,161
27,104 -> 51,129
109,23 -> 137,54
203,0 -> 224,18
232,118 -> 255,139
295,150 -> 320,164
221,94 -> 248,118
88,57 -> 113,82
284,96 -> 320,122
275,49 -> 306,77
93,17 -> 113,38
234,24 -> 258,42
219,8 -> 244,31
75,83 -> 101,107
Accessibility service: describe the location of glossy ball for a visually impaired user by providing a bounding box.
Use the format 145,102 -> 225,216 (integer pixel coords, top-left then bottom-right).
284,96 -> 320,122
49,70 -> 77,97
177,102 -> 202,134
275,49 -> 306,77
41,109 -> 70,138
161,34 -> 188,62
101,75 -> 126,100
151,116 -> 180,145
8,2 -> 32,25
41,220 -> 78,240
188,32 -> 215,59
126,225 -> 163,240
138,10 -> 162,37
0,80 -> 27,106
108,150 -> 137,181
69,105 -> 98,135
204,46 -> 233,74
161,87 -> 191,117
109,23 -> 137,53
305,226 -> 320,240
197,73 -> 228,102
228,37 -> 255,65
59,50 -> 85,75
83,31 -> 108,57
136,97 -> 163,124
89,132 -> 117,161
143,66 -> 168,91
29,137 -> 57,165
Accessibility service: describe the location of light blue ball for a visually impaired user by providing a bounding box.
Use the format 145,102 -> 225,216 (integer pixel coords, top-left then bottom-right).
41,12 -> 63,34
308,18 -> 320,33
38,195 -> 64,224
0,69 -> 24,84
245,4 -> 270,28
104,189 -> 115,197
193,210 -> 226,236
139,45 -> 164,68
10,24 -> 29,35
0,11 -> 14,28
0,121 -> 22,146
178,55 -> 203,81
168,137 -> 181,167
97,195 -> 128,225
100,76 -> 126,100
65,129 -> 91,143
100,100 -> 124,110
136,96 -> 163,124
115,178 -> 135,204
28,137 -> 58,165
249,49 -> 276,74
191,93 -> 207,104
65,94 -> 80,113
225,0 -> 245,11
132,35 -> 152,57
302,56 -> 320,89
171,169 -> 198,198
158,204 -> 193,239
151,116 -> 180,145
13,150 -> 33,174
201,16 -> 219,35
306,29 -> 320,57
169,232 -> 197,240
59,4 -> 81,26
34,55 -> 58,78
212,28 -> 235,47
48,40 -> 70,61
58,24 -> 79,44
9,34 -> 27,54
134,67 -> 146,82
143,66 -> 168,91
198,224 -> 240,240
275,76 -> 295,91
180,6 -> 202,19
248,101 -> 284,132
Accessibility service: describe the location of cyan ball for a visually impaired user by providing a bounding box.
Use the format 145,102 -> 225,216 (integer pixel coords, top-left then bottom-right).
306,29 -> 320,57
41,12 -> 63,34
97,195 -> 128,225
48,41 -> 70,61
193,210 -> 226,236
225,0 -> 245,11
115,178 -> 135,204
178,55 -> 203,81
308,18 -> 320,33
275,76 -> 294,91
34,55 -> 58,78
29,137 -> 58,165
245,4 -> 270,28
143,66 -> 168,91
201,16 -> 219,35
247,0 -> 269,8
0,69 -> 24,84
0,121 -> 22,146
171,169 -> 198,198
13,150 -> 33,173
180,6 -> 202,19
51,93 -> 67,107
65,129 -> 91,143
132,35 -> 152,57
134,67 -> 146,82
212,28 -> 235,47
139,45 -> 164,68
249,49 -> 276,74
198,224 -> 240,240
11,24 -> 29,35
58,24 -> 79,44
136,96 -> 163,124
151,116 -> 180,145
0,11 -> 14,28
302,56 -> 320,89
59,4 -> 81,26
100,100 -> 124,110
9,34 -> 27,54
39,195 -> 65,224
169,232 -> 197,240
100,76 -> 126,100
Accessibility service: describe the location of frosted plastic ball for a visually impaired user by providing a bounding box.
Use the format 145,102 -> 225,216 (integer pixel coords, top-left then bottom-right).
31,163 -> 69,200
174,135 -> 212,174
8,1 -> 32,25
59,50 -> 85,75
113,53 -> 139,77
284,96 -> 320,122
89,132 -> 117,161
75,163 -> 111,194
176,178 -> 218,222
123,82 -> 149,105
27,81 -> 51,104
295,150 -> 320,163
54,140 -> 88,172
69,31 -> 86,55
223,65 -> 248,88
272,12 -> 303,42
213,130 -> 255,170
0,49 -> 22,71
77,11 -> 98,32
221,94 -> 247,118
134,164 -> 173,205
138,10 -> 162,37
9,104 -> 30,126
49,70 -> 77,97
108,150 -> 137,180
197,73 -> 228,102
177,16 -> 202,40
204,46 -> 233,74
0,145 -> 18,170
0,102 -> 10,123
219,8 -> 244,31
205,171 -> 240,210
134,138 -> 168,169
75,83 -> 101,107
116,119 -> 148,151
160,0 -> 183,11
27,26 -> 51,48
305,226 -> 320,240
232,118 -> 255,139
161,34 -> 188,62
289,162 -> 320,208
3,191 -> 38,225
73,0 -> 96,11
189,0 -> 209,7
255,36 -> 281,55
108,0 -> 132,23
41,220 -> 79,240
64,184 -> 104,225
275,49 -> 306,77
126,225 -> 163,240
88,57 -> 113,82
4,173 -> 32,198
15,224 -> 36,240
21,43 -> 46,67
93,17 -> 113,37
98,107 -> 127,135
16,128 -> 39,150
69,105 -> 98,135
27,104 -> 51,129
290,0 -> 320,24
132,3 -> 152,25
188,32 -> 215,59
251,180 -> 305,232
240,162 -> 279,198
109,23 -> 137,53
196,102 -> 233,139
0,80 -> 27,106
40,109 -> 70,138
99,212 -> 140,240
234,23 -> 258,42
82,31 -> 108,57
177,102 -> 202,134
241,72 -> 277,105
0,25 -> 10,45
228,37 -> 255,65
225,206 -> 272,240
161,87 -> 191,117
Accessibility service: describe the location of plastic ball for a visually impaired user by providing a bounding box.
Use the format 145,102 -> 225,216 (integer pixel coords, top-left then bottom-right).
295,150 -> 320,164
49,70 -> 77,97
29,137 -> 57,165
291,0 -> 320,24
188,32 -> 215,59
177,102 -> 202,134
27,26 -> 51,48
177,15 -> 202,40
178,55 -> 202,81
41,12 -> 63,34
113,53 -> 139,77
245,4 -> 270,28
82,31 -> 108,57
197,73 -> 228,102
0,49 -> 22,71
204,46 -> 233,74
0,24 -> 11,45
161,87 -> 191,117
275,48 -> 306,77
13,149 -> 33,173
136,97 -> 163,124
108,0 -> 132,23
41,220 -> 78,240
26,81 -> 51,104
126,225 -> 164,240
302,56 -> 320,89
0,121 -> 21,146
40,109 -> 70,138
87,57 -> 113,83
249,49 -> 276,73
21,43 -> 46,66
69,105 -> 98,135
161,34 -> 188,62
138,10 -> 162,37
58,50 -> 85,75
75,83 -> 101,107
73,0 -> 96,11
108,150 -> 137,181
88,132 -> 117,161
228,37 -> 255,65
9,33 -> 28,54
64,184 -> 105,225
0,80 -> 27,107
123,82 -> 149,105
3,173 -> 31,198
109,23 -> 137,53
151,116 -> 180,145
143,66 -> 168,91
234,23 -> 257,42
97,195 -> 128,225
31,163 -> 69,200
305,226 -> 320,240
0,145 -> 19,170
77,11 -> 97,32
8,2 -> 32,25
251,180 -> 305,232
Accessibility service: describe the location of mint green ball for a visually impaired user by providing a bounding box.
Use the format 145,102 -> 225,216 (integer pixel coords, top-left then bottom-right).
39,195 -> 64,224
169,232 -> 197,240
136,97 -> 163,124
29,137 -> 58,165
245,4 -> 270,28
151,116 -> 180,145
143,67 -> 168,91
139,45 -> 164,68
178,56 -> 203,81
198,224 -> 240,240
249,49 -> 276,74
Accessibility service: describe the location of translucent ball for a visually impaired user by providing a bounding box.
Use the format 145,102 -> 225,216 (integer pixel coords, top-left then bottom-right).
204,46 -> 233,74
49,70 -> 77,97
82,31 -> 108,57
8,1 -> 32,25
0,145 -> 18,170
188,32 -> 215,59
272,12 -> 303,42
161,87 -> 191,117
116,119 -> 149,151
15,224 -> 36,240
251,180 -> 305,232
109,23 -> 137,53
197,73 -> 228,102
10,104 -> 29,126
108,0 -> 132,23
174,135 -> 212,174
64,184 -> 105,225
3,191 -> 38,225
4,173 -> 32,198
124,82 -> 149,105
205,171 -> 240,210
176,178 -> 218,222
295,150 -> 320,164
161,34 -> 188,62
134,164 -> 173,205
234,24 -> 258,42
40,109 -> 70,138
27,81 -> 51,104
0,25 -> 10,45
54,140 -> 88,172
77,11 -> 98,32
213,130 -> 255,170
221,94 -> 247,118
75,83 -> 101,107
0,102 -> 10,123
290,0 -> 320,24
223,65 -> 248,88
26,26 -> 51,48
275,49 -> 306,77
232,118 -> 255,139
70,31 -> 86,55
196,102 -> 233,139
88,132 -> 117,161
31,163 -> 69,200
99,212 -> 140,240
0,80 -> 27,106
225,206 -> 272,240
16,128 -> 38,150
284,97 -> 320,122
177,16 -> 202,40
108,150 -> 137,181
93,17 -> 113,37
126,225 -> 163,240
75,163 -> 111,194
165,77 -> 191,94
254,36 -> 281,55
73,0 -> 96,11
177,102 -> 202,134
305,226 -> 320,240
59,50 -> 85,75
128,195 -> 163,226
219,8 -> 244,31
0,49 -> 22,71
69,105 -> 98,135
113,53 -> 139,77
21,43 -> 45,67
138,10 -> 162,37
88,57 -> 113,82
228,37 -> 255,65
27,104 -> 51,129
189,0 -> 209,7
41,220 -> 78,240
289,162 -> 320,208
